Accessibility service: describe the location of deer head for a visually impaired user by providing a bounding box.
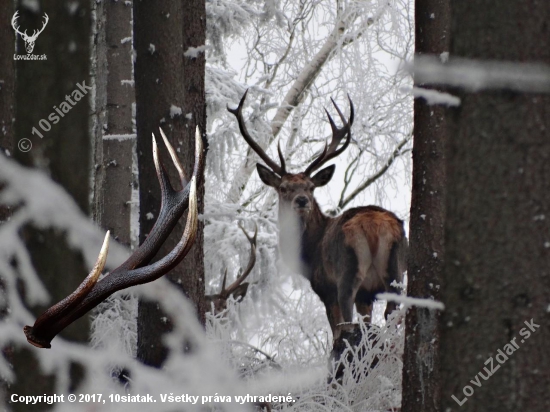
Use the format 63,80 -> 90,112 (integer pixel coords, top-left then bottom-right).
228,91 -> 353,260
23,127 -> 204,348
206,223 -> 257,315
228,90 -> 353,219
12,11 -> 49,54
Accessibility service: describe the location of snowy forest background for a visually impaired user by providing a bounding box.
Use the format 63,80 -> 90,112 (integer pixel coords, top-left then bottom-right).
1,0 -> 549,411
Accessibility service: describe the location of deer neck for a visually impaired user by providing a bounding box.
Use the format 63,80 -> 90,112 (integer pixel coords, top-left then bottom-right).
277,199 -> 329,276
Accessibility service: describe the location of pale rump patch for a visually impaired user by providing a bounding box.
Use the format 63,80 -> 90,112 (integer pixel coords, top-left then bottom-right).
342,210 -> 403,290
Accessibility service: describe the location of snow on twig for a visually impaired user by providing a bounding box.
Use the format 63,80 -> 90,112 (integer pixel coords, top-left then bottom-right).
377,293 -> 445,310
410,55 -> 550,93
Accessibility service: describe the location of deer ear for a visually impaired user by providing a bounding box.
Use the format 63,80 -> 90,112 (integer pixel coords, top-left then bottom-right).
311,165 -> 335,187
231,283 -> 250,302
257,164 -> 282,187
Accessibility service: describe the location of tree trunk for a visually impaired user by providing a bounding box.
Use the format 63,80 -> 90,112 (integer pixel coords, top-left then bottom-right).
134,0 -> 206,367
0,0 -> 15,159
440,2 -> 550,411
9,1 -> 91,410
92,0 -> 135,241
401,1 -> 449,411
0,1 -> 15,406
89,0 -> 136,358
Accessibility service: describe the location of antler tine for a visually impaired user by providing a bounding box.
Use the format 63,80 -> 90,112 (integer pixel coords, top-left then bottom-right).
222,223 -> 258,297
24,231 -> 111,348
23,127 -> 204,348
32,13 -> 49,39
11,11 -> 24,36
304,96 -> 354,176
159,127 -> 188,186
220,268 -> 228,293
227,90 -> 286,176
277,141 -> 286,173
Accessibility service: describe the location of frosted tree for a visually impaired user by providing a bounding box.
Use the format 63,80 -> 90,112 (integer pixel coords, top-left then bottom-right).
203,0 -> 414,367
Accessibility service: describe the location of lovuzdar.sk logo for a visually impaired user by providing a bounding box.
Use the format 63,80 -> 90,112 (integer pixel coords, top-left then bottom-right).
11,10 -> 48,61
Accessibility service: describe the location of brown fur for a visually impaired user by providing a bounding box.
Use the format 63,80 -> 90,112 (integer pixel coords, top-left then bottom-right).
231,93 -> 407,340
258,165 -> 408,340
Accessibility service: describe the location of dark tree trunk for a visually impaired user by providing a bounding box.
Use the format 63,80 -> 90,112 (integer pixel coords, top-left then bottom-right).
0,0 -> 15,159
92,0 -> 134,244
134,0 -> 206,367
440,2 -> 550,411
8,2 -> 92,410
0,1 -> 15,406
181,0 -> 207,329
401,1 -> 450,411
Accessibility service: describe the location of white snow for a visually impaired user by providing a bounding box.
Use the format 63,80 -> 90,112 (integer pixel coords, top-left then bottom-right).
377,293 -> 445,310
411,55 -> 550,93
21,0 -> 39,13
184,45 -> 206,58
103,133 -> 137,141
410,86 -> 461,107
170,105 -> 183,118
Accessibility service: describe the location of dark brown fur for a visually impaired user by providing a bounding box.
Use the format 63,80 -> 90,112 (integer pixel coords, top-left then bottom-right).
258,167 -> 407,340
229,92 -> 407,340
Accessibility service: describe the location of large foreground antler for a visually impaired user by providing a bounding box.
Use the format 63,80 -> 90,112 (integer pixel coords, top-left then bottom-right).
227,90 -> 287,176
304,95 -> 354,176
24,127 -> 204,348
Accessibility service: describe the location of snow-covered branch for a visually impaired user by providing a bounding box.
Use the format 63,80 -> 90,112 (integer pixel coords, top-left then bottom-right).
411,55 -> 550,93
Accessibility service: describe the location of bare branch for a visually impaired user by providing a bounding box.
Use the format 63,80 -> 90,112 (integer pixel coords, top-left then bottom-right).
336,135 -> 411,211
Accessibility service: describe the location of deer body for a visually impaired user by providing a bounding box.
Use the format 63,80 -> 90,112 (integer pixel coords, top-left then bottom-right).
229,91 -> 407,340
258,167 -> 407,339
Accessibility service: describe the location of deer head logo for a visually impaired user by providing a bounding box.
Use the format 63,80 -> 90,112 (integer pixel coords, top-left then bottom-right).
11,11 -> 49,54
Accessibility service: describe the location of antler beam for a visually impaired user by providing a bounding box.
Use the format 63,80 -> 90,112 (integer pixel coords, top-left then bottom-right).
304,95 -> 354,176
227,90 -> 287,176
219,223 -> 258,299
24,127 -> 204,348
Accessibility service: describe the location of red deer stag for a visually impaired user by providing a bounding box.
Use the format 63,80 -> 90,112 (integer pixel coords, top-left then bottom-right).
228,91 -> 407,339
23,127 -> 204,348
206,223 -> 257,314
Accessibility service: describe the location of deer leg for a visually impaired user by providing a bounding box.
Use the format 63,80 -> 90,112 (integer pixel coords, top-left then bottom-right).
383,241 -> 401,319
337,272 -> 364,324
355,285 -> 377,325
355,302 -> 372,318
326,301 -> 343,340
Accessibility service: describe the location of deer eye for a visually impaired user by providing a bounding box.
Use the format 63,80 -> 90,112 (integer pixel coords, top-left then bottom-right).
279,187 -> 287,194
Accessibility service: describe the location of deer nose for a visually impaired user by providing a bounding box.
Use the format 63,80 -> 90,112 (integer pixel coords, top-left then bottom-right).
295,196 -> 309,208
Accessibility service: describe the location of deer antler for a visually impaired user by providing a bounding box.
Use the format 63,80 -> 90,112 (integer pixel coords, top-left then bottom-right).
30,13 -> 49,41
219,223 -> 258,299
304,95 -> 354,176
227,90 -> 287,176
11,11 -> 49,41
11,11 -> 26,38
23,127 -> 204,348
